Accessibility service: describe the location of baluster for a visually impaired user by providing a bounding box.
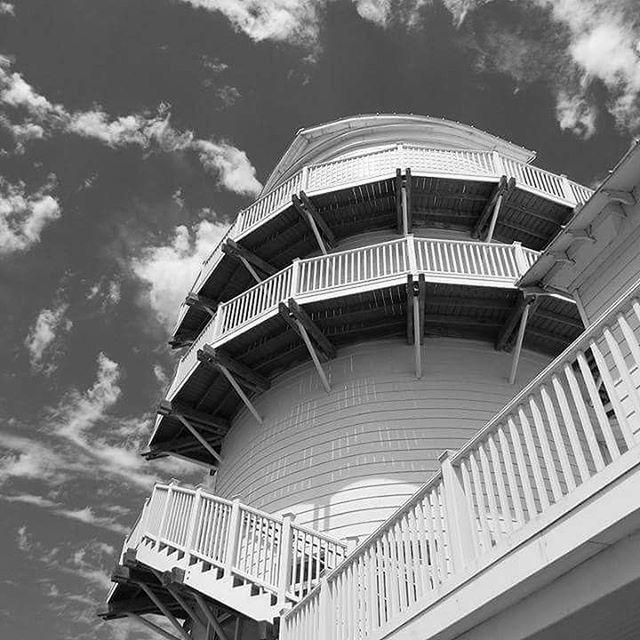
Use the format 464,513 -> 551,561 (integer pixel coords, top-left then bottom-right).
529,397 -> 563,503
564,360 -> 605,472
576,349 -> 621,460
552,374 -> 590,483
507,417 -> 537,520
468,452 -> 492,551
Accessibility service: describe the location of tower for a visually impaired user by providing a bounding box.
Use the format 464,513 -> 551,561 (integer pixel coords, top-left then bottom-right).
101,116 -> 640,639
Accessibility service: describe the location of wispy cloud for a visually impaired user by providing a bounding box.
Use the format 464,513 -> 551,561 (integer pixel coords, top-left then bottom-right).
0,57 -> 262,195
0,2 -> 14,16
24,300 -> 73,374
131,217 -> 229,329
0,175 -> 61,255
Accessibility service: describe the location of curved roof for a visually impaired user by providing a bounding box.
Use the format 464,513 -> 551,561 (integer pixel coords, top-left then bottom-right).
263,114 -> 536,193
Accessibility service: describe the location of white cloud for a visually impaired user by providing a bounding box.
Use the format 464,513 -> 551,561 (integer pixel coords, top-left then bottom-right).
0,176 -> 61,255
24,302 -> 73,373
195,140 -> 262,196
132,218 -> 230,328
180,0 -> 322,46
555,89 -> 598,138
0,3 -> 14,15
0,59 -> 262,195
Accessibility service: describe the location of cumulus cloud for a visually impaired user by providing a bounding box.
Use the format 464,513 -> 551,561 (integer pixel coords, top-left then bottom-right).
0,176 -> 61,255
24,302 -> 73,373
132,217 -> 230,328
0,3 -> 14,15
0,58 -> 261,195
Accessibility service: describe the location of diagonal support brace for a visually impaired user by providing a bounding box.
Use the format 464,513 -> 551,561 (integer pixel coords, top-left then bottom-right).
185,292 -> 218,317
293,193 -> 335,254
222,239 -> 276,282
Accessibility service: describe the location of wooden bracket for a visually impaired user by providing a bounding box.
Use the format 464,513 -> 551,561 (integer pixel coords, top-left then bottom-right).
406,274 -> 426,378
222,238 -> 276,282
198,345 -> 270,393
193,593 -> 230,640
472,176 -> 514,240
135,582 -> 192,640
158,400 -> 229,436
185,292 -> 218,316
496,293 -> 540,352
293,192 -> 335,253
395,169 -> 412,235
279,301 -> 334,392
280,299 -> 336,360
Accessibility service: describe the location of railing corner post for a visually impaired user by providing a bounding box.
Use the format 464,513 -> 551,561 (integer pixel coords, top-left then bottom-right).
224,497 -> 242,581
560,174 -> 573,204
439,450 -> 476,571
157,484 -> 174,543
301,165 -> 309,192
291,258 -> 301,298
492,150 -> 505,177
277,512 -> 296,608
407,234 -> 418,274
318,576 -> 332,640
184,488 -> 202,557
512,241 -> 528,275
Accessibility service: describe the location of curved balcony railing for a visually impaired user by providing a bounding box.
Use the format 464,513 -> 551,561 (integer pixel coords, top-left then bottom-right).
188,143 -> 592,295
168,237 -> 539,398
281,270 -> 640,640
125,482 -> 347,607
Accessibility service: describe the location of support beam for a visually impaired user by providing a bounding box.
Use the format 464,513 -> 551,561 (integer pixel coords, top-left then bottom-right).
287,299 -> 336,359
222,239 -> 276,281
279,302 -> 333,392
135,582 -> 192,640
199,345 -> 270,393
185,292 -> 218,316
219,363 -> 263,424
158,401 -> 229,435
407,274 -> 426,379
406,275 -> 414,345
405,168 -> 413,234
175,414 -> 223,464
509,302 -> 531,384
604,188 -> 637,206
293,192 -> 335,251
145,433 -> 221,459
495,294 -> 540,352
192,593 -> 230,640
169,334 -> 196,350
126,613 -> 183,640
395,169 -> 403,234
292,194 -> 327,254
472,176 -> 514,240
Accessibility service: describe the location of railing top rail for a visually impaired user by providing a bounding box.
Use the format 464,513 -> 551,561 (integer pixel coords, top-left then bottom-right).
451,276 -> 640,464
301,235 -> 408,264
414,236 -> 523,248
220,263 -> 294,308
291,522 -> 349,548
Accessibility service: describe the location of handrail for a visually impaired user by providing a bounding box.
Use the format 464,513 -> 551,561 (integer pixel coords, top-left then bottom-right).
166,238 -> 538,397
281,278 -> 640,640
125,482 -> 347,609
184,143 -> 593,327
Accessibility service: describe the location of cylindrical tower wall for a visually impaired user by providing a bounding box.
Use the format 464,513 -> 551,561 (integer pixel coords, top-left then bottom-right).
215,337 -> 551,541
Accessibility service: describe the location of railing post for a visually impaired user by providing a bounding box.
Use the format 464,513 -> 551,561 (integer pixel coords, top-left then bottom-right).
224,497 -> 242,581
301,166 -> 309,193
184,488 -> 202,556
291,258 -> 301,298
277,512 -> 296,608
513,241 -> 528,275
157,484 -> 174,543
492,150 -> 505,177
396,142 -> 405,169
560,174 -> 573,203
211,304 -> 225,340
439,451 -> 477,572
406,234 -> 418,275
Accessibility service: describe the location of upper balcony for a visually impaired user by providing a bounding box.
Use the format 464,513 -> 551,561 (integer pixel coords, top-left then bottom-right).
146,235 -> 582,467
172,143 -> 593,348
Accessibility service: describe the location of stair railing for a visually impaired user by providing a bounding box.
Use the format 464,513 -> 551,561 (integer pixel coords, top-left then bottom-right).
281,278 -> 640,640
126,484 -> 347,609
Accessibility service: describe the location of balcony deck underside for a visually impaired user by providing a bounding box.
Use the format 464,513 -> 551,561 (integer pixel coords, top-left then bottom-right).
151,283 -> 582,463
174,175 -> 573,345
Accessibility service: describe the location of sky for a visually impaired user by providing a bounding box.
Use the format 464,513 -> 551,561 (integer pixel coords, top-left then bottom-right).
0,0 -> 638,638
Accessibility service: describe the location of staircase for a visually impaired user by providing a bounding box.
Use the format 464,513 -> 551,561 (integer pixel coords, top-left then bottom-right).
108,484 -> 347,624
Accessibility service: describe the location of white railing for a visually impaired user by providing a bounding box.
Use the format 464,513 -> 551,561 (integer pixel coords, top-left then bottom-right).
167,238 -> 537,397
281,279 -> 640,640
127,483 -> 347,607
186,143 -> 593,316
